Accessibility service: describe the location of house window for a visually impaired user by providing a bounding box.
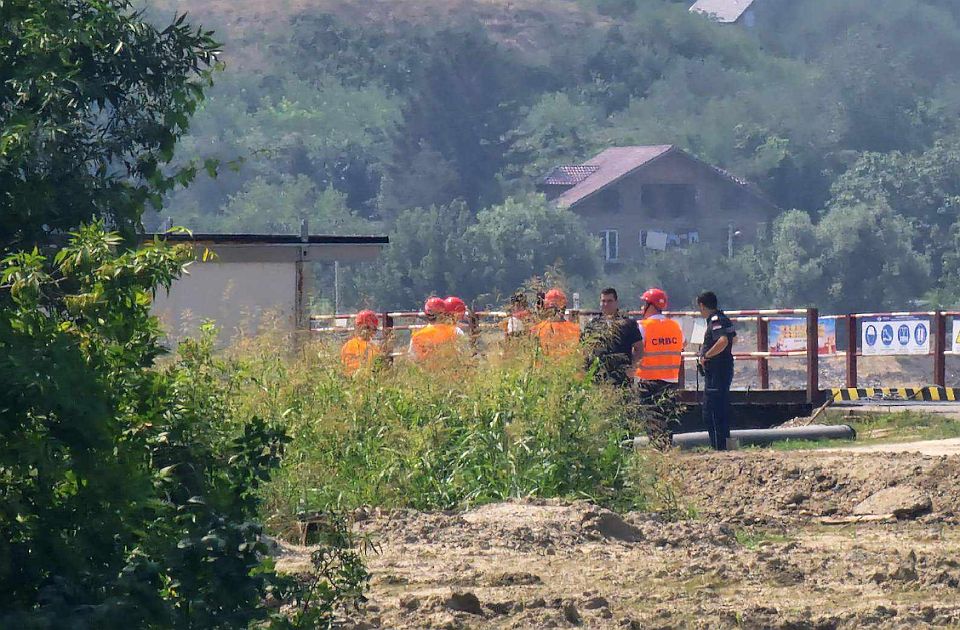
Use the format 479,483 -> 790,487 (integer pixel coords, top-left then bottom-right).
596,189 -> 622,212
599,230 -> 619,262
641,184 -> 697,217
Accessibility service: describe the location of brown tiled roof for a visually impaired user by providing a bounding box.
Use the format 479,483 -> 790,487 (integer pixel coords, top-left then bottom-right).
689,0 -> 757,23
542,165 -> 600,186
550,145 -> 777,210
554,145 -> 674,208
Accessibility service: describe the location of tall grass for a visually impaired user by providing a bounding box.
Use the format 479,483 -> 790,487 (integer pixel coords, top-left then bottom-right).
219,330 -> 665,537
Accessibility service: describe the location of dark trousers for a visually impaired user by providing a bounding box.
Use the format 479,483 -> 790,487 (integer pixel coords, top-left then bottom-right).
703,363 -> 733,451
637,379 -> 677,450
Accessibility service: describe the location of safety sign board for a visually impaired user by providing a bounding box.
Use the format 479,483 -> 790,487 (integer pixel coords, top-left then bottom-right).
953,319 -> 960,354
861,316 -> 930,356
768,318 -> 837,354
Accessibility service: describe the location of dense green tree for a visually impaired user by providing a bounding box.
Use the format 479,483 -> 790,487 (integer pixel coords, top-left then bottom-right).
176,175 -> 374,234
502,93 -> 601,193
768,204 -> 930,313
0,226 -> 290,625
377,141 -> 462,220
464,195 -> 600,304
138,0 -> 960,309
1,0 -> 220,249
829,136 -> 960,272
160,75 -> 400,225
620,246 -> 770,310
359,201 -> 474,308
359,195 -> 600,307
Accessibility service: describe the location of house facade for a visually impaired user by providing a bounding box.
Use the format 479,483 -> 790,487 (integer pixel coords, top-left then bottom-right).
538,145 -> 777,264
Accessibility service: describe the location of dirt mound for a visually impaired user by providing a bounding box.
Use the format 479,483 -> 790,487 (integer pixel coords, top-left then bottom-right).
356,499 -> 737,553
672,450 -> 960,525
277,449 -> 960,629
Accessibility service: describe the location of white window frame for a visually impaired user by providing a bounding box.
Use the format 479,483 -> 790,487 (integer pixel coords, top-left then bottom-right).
599,229 -> 619,262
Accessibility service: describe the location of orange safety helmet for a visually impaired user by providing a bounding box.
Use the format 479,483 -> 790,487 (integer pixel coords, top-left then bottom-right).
355,309 -> 379,330
423,296 -> 447,317
641,287 -> 668,310
544,288 -> 568,310
444,296 -> 467,320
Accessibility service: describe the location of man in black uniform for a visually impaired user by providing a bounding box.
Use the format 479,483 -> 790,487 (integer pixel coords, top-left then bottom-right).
697,291 -> 736,451
581,287 -> 643,387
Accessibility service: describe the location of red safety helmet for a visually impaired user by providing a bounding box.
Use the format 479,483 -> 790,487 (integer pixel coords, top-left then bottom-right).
355,309 -> 379,330
423,296 -> 447,317
641,287 -> 668,310
444,296 -> 467,320
544,288 -> 568,309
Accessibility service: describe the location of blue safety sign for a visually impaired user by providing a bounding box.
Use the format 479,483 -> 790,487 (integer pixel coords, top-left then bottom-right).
881,325 -> 894,346
898,325 -> 910,345
862,316 -> 931,356
915,323 -> 928,346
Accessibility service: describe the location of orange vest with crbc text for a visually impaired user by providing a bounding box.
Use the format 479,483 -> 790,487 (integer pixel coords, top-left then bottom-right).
532,321 -> 581,358
410,323 -> 460,362
636,318 -> 684,382
341,337 -> 377,375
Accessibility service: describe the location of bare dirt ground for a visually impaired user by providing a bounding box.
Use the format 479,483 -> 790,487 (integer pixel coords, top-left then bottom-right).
277,448 -> 960,629
826,438 -> 960,457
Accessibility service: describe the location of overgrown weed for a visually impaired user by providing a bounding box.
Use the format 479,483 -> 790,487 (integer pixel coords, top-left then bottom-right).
215,328 -> 678,537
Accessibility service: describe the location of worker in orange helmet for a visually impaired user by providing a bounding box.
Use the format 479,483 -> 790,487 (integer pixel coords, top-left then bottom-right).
635,287 -> 685,449
340,309 -> 381,375
530,288 -> 581,358
408,296 -> 466,362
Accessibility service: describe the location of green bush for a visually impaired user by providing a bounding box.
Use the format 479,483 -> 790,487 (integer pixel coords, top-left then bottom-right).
220,333 -> 650,535
0,226 -> 366,628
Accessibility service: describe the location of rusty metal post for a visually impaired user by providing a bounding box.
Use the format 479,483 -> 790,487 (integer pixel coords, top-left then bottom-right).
806,307 -> 819,403
468,311 -> 480,353
845,314 -> 858,388
382,311 -> 395,364
934,310 -> 946,388
757,316 -> 769,389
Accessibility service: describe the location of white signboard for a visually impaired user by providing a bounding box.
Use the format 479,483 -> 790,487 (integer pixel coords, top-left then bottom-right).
861,316 -> 930,356
953,319 -> 960,354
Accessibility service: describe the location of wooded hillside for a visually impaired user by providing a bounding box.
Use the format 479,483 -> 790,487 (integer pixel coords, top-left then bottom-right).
143,0 -> 960,312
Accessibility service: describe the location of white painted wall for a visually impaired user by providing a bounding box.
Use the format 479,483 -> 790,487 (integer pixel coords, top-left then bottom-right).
153,260 -> 296,341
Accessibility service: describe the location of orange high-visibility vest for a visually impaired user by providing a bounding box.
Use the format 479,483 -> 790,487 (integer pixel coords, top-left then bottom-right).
410,323 -> 460,362
637,318 -> 684,382
531,321 -> 581,358
341,336 -> 377,375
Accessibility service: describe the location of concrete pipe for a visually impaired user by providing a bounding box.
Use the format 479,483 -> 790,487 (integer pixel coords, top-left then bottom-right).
629,424 -> 856,450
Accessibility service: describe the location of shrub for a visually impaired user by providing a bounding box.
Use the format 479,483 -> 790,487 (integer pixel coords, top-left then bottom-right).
0,226 -> 366,628
222,332 -> 648,535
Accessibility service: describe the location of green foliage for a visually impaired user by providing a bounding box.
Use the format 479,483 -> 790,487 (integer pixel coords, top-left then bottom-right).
768,204 -> 930,313
464,195 -> 601,304
1,0 -> 220,248
359,195 -> 600,308
145,0 -> 960,309
161,75 -> 401,223
502,93 -> 602,191
0,226 -> 369,627
180,175 -> 376,234
222,336 -> 641,528
272,514 -> 372,629
618,245 -> 770,310
358,201 -> 474,307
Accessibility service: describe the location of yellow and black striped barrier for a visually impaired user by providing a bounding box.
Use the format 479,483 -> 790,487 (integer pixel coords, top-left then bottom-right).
831,387 -> 960,402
